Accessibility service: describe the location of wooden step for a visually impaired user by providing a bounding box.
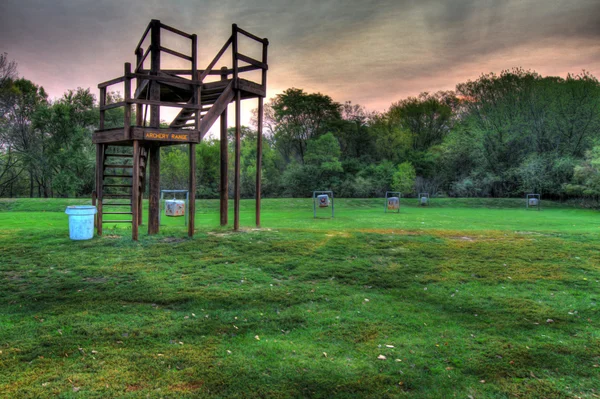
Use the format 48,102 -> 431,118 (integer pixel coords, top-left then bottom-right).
104,184 -> 132,188
102,220 -> 133,223
104,174 -> 133,178
104,164 -> 133,169
105,154 -> 133,158
103,203 -> 132,206
103,194 -> 132,198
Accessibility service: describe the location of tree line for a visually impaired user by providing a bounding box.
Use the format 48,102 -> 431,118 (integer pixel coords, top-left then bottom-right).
2,53 -> 600,201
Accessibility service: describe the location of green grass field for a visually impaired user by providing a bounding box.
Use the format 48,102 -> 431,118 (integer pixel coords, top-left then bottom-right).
0,198 -> 599,398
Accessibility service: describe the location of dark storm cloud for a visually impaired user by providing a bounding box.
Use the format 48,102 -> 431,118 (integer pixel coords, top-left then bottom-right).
1,0 -> 599,121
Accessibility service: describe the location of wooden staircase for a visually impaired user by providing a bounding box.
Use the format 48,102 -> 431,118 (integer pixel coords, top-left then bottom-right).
97,145 -> 147,233
94,20 -> 269,239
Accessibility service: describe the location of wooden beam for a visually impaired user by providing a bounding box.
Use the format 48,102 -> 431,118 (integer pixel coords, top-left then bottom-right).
150,19 -> 161,128
232,24 -> 238,83
188,143 -> 196,237
220,67 -> 228,226
191,34 -> 201,132
159,46 -> 193,62
262,39 -> 268,89
148,144 -> 160,235
198,81 -> 235,138
135,47 -> 151,73
130,72 -> 199,86
135,21 -> 152,54
92,190 -> 97,228
99,88 -> 106,130
159,22 -> 193,39
256,96 -> 263,227
236,26 -> 269,44
96,144 -> 104,236
124,63 -> 132,140
128,99 -> 201,110
98,76 -> 126,89
237,53 -> 268,71
135,49 -> 144,126
100,101 -> 126,111
236,79 -> 266,98
132,140 -> 140,240
234,89 -> 241,231
199,36 -> 232,82
138,145 -> 146,226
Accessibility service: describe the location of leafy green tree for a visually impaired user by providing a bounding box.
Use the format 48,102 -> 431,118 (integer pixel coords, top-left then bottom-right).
196,139 -> 220,198
564,145 -> 600,198
266,88 -> 341,163
32,88 -> 96,197
161,146 -> 189,190
0,78 -> 48,196
336,101 -> 378,161
392,162 -> 416,195
455,68 -> 600,197
388,91 -> 457,152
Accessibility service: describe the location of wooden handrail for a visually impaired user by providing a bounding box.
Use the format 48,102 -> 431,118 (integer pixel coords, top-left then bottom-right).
100,101 -> 126,111
98,76 -> 126,89
135,21 -> 153,54
237,53 -> 268,70
130,72 -> 200,86
199,36 -> 232,82
159,46 -> 193,62
160,22 -> 193,40
236,26 -> 268,44
100,99 -> 204,112
127,99 -> 203,109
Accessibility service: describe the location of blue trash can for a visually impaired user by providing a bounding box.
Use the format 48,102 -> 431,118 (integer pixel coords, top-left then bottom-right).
65,206 -> 97,240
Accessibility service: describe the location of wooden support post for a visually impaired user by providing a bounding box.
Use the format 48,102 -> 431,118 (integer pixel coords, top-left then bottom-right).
138,189 -> 143,226
99,88 -> 106,130
132,140 -> 140,240
261,39 -> 269,88
124,63 -> 132,140
234,90 -> 241,231
148,144 -> 160,235
96,144 -> 104,236
92,190 -> 97,228
220,66 -> 229,226
149,20 -> 161,128
191,34 -> 201,131
256,96 -> 263,227
232,24 -> 238,84
188,143 -> 196,237
147,20 -> 161,235
138,145 -> 145,226
135,48 -> 144,126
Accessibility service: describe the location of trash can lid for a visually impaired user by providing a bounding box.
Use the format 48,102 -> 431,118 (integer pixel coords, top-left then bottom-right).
65,205 -> 97,215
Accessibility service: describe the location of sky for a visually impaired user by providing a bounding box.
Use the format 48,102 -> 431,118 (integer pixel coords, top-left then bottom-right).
1,0 -> 600,132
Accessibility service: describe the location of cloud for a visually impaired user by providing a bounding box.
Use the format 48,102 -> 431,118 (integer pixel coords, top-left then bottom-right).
1,0 -> 599,125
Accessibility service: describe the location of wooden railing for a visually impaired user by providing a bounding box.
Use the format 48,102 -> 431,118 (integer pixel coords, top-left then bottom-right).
199,24 -> 268,87
134,20 -> 195,73
96,22 -> 268,139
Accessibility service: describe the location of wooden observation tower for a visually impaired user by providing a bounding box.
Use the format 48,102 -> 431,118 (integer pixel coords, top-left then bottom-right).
93,20 -> 268,240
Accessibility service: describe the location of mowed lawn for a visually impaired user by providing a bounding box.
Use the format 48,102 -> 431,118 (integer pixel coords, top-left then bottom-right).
0,198 -> 599,398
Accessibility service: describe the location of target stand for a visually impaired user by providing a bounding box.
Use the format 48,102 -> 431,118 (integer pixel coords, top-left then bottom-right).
313,191 -> 334,218
526,194 -> 541,211
160,190 -> 190,226
385,191 -> 401,213
418,193 -> 430,206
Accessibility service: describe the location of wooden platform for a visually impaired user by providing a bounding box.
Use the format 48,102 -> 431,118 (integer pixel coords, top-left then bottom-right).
93,126 -> 200,145
94,20 -> 268,239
